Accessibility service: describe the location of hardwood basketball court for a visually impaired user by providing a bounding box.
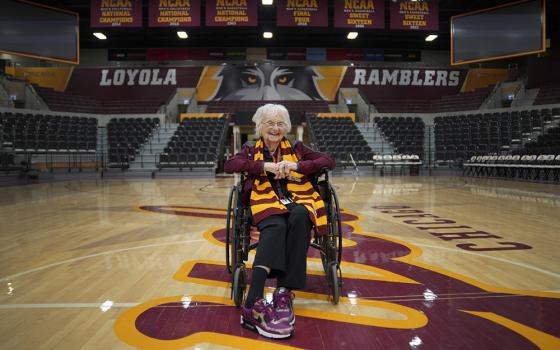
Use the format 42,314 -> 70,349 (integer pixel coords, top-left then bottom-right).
0,174 -> 559,349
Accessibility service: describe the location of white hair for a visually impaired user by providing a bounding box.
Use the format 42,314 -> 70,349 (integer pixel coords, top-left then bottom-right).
252,103 -> 292,138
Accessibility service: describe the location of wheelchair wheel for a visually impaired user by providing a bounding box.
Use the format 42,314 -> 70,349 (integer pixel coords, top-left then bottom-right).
329,183 -> 343,265
328,263 -> 341,304
232,265 -> 246,307
225,185 -> 236,273
318,183 -> 343,274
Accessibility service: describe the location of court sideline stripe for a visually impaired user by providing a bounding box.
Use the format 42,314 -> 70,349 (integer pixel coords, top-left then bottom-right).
0,239 -> 206,282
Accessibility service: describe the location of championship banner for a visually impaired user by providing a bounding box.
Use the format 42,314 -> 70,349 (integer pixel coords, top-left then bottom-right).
90,0 -> 142,27
277,0 -> 328,27
205,0 -> 257,27
148,0 -> 200,27
390,0 -> 438,31
334,0 -> 385,29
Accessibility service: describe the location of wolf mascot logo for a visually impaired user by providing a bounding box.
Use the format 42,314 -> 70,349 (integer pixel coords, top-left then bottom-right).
197,64 -> 345,101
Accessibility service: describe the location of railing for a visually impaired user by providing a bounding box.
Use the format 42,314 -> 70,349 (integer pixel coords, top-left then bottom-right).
6,149 -> 101,172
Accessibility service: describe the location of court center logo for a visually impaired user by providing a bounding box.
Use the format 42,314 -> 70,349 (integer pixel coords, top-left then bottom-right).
114,205 -> 560,349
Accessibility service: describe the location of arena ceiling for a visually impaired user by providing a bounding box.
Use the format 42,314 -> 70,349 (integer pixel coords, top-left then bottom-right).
32,0 -> 559,52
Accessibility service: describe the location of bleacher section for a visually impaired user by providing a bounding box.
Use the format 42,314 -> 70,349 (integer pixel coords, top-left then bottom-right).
373,86 -> 493,113
307,116 -> 373,166
107,118 -> 160,169
157,117 -> 227,170
534,83 -> 560,106
374,117 -> 424,157
434,107 -> 559,163
1,111 -> 97,154
34,85 -> 165,114
523,126 -> 560,155
204,100 -> 330,113
463,154 -> 560,182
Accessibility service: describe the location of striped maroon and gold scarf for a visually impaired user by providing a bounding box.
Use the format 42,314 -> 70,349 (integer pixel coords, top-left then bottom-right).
250,138 -> 328,235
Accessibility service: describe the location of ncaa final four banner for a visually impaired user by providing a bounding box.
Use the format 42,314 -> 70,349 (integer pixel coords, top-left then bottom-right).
334,0 -> 385,29
90,0 -> 143,27
205,0 -> 258,27
390,0 -> 438,31
277,0 -> 328,27
148,0 -> 200,27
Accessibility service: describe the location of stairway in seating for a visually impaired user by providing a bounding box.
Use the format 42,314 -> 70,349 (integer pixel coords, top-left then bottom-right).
355,122 -> 395,154
128,123 -> 178,170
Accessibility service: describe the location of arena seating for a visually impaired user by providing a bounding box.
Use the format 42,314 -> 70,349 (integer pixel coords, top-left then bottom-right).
534,83 -> 560,106
434,107 -> 559,163
1,111 -> 97,154
107,118 -> 159,169
523,126 -> 560,155
373,117 -> 424,157
203,100 -> 330,113
34,85 -> 165,114
372,86 -> 494,113
463,154 -> 560,182
307,115 -> 374,166
157,117 -> 227,170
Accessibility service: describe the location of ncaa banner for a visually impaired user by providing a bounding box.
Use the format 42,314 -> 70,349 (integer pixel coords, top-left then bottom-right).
334,0 -> 385,29
148,0 -> 200,27
277,0 -> 328,27
205,0 -> 258,27
90,0 -> 143,27
390,0 -> 438,31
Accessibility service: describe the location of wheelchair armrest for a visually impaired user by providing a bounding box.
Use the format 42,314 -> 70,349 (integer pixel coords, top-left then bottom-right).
312,167 -> 330,183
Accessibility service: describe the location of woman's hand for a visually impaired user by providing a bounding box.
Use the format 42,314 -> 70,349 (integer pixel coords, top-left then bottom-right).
276,161 -> 298,178
264,162 -> 280,175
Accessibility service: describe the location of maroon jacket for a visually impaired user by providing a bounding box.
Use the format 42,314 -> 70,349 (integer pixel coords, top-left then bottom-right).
224,140 -> 336,203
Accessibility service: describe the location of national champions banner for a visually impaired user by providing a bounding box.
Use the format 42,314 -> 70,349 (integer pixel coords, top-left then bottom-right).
205,0 -> 258,26
90,0 -> 143,27
277,0 -> 328,27
334,0 -> 385,29
148,0 -> 200,27
390,0 -> 438,31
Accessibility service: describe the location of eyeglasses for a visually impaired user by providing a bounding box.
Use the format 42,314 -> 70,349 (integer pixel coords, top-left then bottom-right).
263,121 -> 286,128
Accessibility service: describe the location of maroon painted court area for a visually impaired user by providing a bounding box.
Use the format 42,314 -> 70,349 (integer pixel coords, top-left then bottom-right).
133,206 -> 559,349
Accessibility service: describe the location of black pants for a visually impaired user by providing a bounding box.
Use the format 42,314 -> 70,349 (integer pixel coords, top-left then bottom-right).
253,204 -> 312,290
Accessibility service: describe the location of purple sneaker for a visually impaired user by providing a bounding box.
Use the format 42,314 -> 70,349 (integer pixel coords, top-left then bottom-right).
241,298 -> 293,339
273,287 -> 295,326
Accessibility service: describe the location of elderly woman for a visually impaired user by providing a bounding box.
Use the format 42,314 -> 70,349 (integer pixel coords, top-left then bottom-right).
224,104 -> 335,339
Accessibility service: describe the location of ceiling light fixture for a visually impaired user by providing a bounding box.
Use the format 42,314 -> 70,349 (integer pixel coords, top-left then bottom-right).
177,31 -> 188,39
263,32 -> 273,39
347,32 -> 358,40
425,34 -> 438,41
262,0 -> 273,5
93,32 -> 107,40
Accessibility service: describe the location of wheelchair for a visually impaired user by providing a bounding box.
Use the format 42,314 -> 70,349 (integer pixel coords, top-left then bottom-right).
225,168 -> 343,307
